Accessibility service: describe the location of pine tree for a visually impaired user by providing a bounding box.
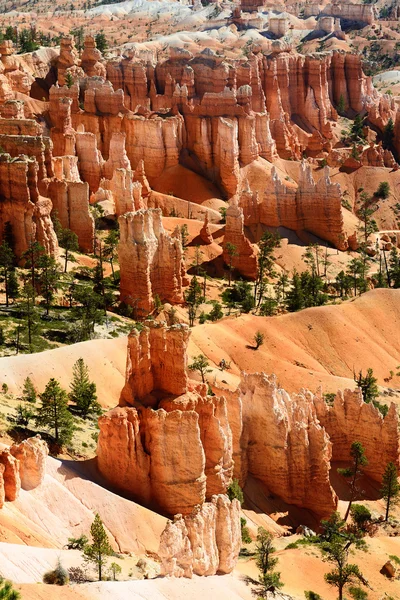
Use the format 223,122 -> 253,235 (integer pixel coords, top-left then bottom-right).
255,527 -> 283,592
338,441 -> 368,522
254,231 -> 280,308
59,228 -> 79,272
188,354 -> 212,384
0,241 -> 15,307
337,94 -> 346,115
22,240 -> 44,299
381,461 -> 400,521
7,269 -> 19,303
389,247 -> 400,288
38,255 -> 60,315
0,575 -> 20,599
22,376 -> 36,403
35,378 -> 75,445
383,117 -> 395,149
83,513 -> 113,581
286,270 -> 304,312
69,358 -> 101,418
225,242 -> 238,286
65,71 -> 74,88
103,229 -> 119,285
354,368 -> 379,403
185,276 -> 202,327
20,283 -> 37,353
95,32 -> 107,53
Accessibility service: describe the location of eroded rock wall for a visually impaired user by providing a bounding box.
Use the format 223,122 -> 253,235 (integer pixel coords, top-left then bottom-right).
118,208 -> 186,316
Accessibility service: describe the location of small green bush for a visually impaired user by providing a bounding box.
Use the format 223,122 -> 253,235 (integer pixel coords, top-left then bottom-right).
43,560 -> 69,585
350,504 -> 372,529
305,592 -> 323,600
227,479 -> 244,505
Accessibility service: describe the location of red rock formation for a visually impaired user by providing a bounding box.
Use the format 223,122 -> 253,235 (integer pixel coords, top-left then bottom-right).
238,373 -> 337,517
103,132 -> 131,180
118,208 -> 186,316
56,36 -> 79,86
75,131 -> 105,193
313,389 -> 400,481
243,162 -> 348,250
121,322 -> 190,404
161,387 -> 234,499
200,212 -> 213,245
159,495 -> 240,577
10,435 -> 48,491
80,36 -> 106,79
0,464 -> 4,509
0,155 -> 58,259
223,197 -> 258,279
0,450 -> 20,501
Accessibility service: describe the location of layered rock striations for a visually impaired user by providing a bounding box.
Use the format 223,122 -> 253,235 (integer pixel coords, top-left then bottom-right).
238,373 -> 338,517
159,495 -> 241,577
0,153 -> 58,259
118,208 -> 186,317
0,436 -> 48,508
121,321 -> 190,404
98,322 -> 233,516
241,161 -> 348,250
314,389 -> 400,481
223,196 -> 258,279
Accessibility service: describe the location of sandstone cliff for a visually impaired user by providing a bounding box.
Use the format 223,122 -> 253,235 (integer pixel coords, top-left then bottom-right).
159,495 -> 241,577
118,208 -> 186,317
238,372 -> 338,517
314,389 -> 399,481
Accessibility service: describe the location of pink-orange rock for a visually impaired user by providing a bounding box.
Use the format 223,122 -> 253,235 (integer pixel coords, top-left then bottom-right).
133,160 -> 151,197
118,208 -> 186,316
200,212 -> 213,245
223,196 -> 258,279
0,464 -> 5,509
80,36 -> 106,79
160,388 -> 233,499
313,389 -> 400,481
121,322 -> 190,404
248,162 -> 348,251
0,450 -> 20,501
103,132 -> 131,181
238,372 -> 338,517
56,36 -> 78,86
10,435 -> 48,491
159,495 -> 240,577
0,155 -> 58,259
97,404 -> 206,515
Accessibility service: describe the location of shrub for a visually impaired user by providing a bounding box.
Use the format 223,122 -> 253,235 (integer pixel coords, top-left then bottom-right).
208,302 -> 223,322
66,534 -> 88,550
241,517 -> 252,544
350,504 -> 372,529
43,560 -> 69,585
305,592 -> 323,600
375,181 -> 390,199
349,586 -> 368,600
68,566 -> 86,583
227,479 -> 244,505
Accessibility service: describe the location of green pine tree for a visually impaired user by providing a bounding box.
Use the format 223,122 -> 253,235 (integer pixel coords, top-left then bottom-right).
381,461 -> 400,521
35,378 -> 75,445
69,358 -> 101,418
22,376 -> 36,403
83,513 -> 113,581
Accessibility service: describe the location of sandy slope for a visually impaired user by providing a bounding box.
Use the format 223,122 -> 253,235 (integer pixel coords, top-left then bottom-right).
16,573 -> 254,600
189,289 -> 400,394
1,290 -> 399,407
0,338 -> 126,407
0,456 -> 166,552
